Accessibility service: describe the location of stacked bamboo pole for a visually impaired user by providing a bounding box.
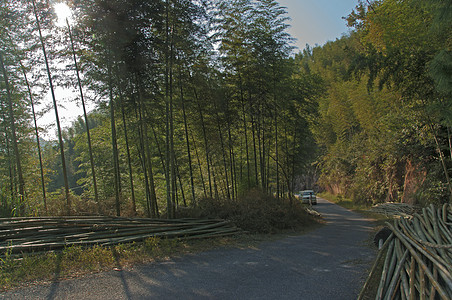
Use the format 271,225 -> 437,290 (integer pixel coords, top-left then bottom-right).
0,217 -> 241,254
359,204 -> 452,299
370,203 -> 420,218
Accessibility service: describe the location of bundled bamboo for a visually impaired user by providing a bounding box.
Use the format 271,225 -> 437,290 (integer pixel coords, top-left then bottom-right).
369,202 -> 420,218
0,217 -> 241,254
359,204 -> 452,300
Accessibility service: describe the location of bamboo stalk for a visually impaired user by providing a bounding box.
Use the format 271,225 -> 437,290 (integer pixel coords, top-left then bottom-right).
393,225 -> 451,286
393,239 -> 411,299
409,256 -> 416,300
366,204 -> 451,299
386,223 -> 450,300
384,248 -> 409,299
376,239 -> 395,299
384,239 -> 399,292
357,234 -> 394,300
420,267 -> 425,300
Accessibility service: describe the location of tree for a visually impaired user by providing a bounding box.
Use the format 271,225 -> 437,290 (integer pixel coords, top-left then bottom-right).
347,0 -> 452,202
31,0 -> 72,214
0,0 -> 322,218
22,65 -> 47,212
0,51 -> 26,215
66,18 -> 100,212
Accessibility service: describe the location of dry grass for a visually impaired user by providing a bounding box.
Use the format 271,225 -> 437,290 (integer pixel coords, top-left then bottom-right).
179,189 -> 321,233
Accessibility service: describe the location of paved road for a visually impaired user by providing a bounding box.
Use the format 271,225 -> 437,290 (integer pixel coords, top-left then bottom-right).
1,198 -> 376,300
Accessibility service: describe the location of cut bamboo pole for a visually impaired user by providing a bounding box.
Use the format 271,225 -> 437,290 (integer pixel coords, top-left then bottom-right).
360,204 -> 452,299
0,217 -> 241,254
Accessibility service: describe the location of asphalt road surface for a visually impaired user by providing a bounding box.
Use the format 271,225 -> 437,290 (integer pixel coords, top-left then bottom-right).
1,198 -> 376,300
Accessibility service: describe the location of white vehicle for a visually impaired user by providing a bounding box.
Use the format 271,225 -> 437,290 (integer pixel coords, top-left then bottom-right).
300,190 -> 317,205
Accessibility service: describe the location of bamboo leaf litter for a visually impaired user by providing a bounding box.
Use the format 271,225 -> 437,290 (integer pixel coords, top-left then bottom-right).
0,217 -> 241,254
359,204 -> 452,299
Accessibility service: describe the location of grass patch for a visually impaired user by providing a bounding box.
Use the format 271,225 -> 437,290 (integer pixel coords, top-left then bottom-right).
0,236 -> 226,291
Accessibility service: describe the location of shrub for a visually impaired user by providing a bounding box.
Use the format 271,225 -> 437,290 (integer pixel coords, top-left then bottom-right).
180,189 -> 319,234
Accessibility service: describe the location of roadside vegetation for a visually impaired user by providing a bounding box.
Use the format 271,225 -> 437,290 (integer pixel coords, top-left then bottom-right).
181,190 -> 320,234
319,192 -> 369,211
0,236 -> 215,290
307,0 -> 451,207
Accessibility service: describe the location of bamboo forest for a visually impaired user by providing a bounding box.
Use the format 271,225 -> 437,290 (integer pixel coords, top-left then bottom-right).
0,0 -> 451,219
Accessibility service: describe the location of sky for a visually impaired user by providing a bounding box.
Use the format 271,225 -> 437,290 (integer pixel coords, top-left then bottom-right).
40,0 -> 360,137
277,0 -> 358,52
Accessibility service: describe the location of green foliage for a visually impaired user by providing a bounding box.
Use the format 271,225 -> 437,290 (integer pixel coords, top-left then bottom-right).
309,0 -> 452,205
0,245 -> 15,285
429,50 -> 452,96
143,237 -> 161,253
44,188 -> 97,216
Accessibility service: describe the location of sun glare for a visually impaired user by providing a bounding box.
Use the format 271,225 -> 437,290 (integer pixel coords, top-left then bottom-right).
54,2 -> 72,27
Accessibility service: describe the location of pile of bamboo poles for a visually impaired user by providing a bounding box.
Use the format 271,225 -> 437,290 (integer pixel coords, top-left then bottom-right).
359,204 -> 452,300
0,216 -> 241,254
369,202 -> 420,218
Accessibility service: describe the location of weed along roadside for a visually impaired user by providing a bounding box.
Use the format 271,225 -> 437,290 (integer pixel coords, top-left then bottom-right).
0,193 -> 321,290
0,235 -> 206,290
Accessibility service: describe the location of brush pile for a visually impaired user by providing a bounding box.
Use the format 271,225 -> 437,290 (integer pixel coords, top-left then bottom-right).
0,216 -> 241,254
359,204 -> 452,299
